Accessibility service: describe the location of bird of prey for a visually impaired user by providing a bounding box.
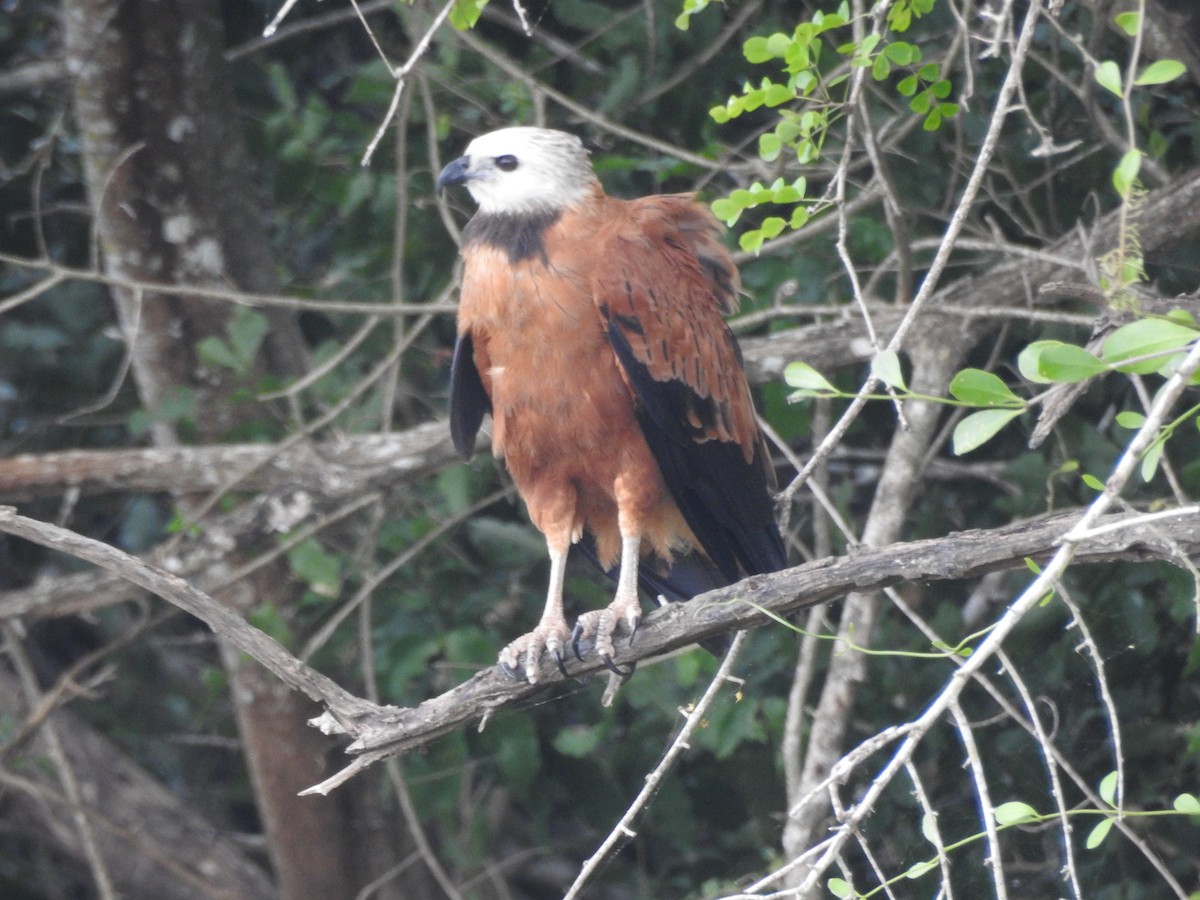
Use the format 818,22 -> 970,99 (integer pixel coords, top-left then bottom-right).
437,127 -> 785,683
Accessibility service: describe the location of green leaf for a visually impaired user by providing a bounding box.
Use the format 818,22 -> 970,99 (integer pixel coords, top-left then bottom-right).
287,538 -> 343,597
995,800 -> 1039,825
1115,410 -> 1147,429
1099,771 -> 1119,805
1173,792 -> 1200,814
1017,340 -> 1108,383
730,188 -> 756,208
743,36 -> 772,63
229,309 -> 269,368
1140,439 -> 1164,481
710,198 -> 740,226
897,74 -> 919,97
1086,817 -> 1115,849
905,859 -> 938,879
1114,11 -> 1140,36
764,83 -> 795,106
953,408 -> 1022,455
871,348 -> 906,389
884,41 -> 916,65
1113,149 -> 1142,197
827,877 -> 852,898
765,32 -> 792,57
249,603 -> 293,645
1102,317 -> 1200,372
738,228 -> 765,254
449,0 -> 489,30
1167,307 -> 1198,328
887,2 -> 911,31
784,361 -> 837,393
760,216 -> 786,240
197,336 -> 241,370
921,811 -> 939,843
759,132 -> 782,161
948,368 -> 1021,407
552,724 -> 602,757
1095,60 -> 1124,97
1135,59 -> 1186,86
1082,473 -> 1106,491
796,138 -> 818,163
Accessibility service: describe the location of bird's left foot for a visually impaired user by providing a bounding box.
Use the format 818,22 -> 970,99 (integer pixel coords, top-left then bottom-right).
571,593 -> 642,676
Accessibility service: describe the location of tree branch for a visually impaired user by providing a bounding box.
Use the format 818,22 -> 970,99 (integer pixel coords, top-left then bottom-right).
2,504 -> 1194,791
0,423 -> 454,502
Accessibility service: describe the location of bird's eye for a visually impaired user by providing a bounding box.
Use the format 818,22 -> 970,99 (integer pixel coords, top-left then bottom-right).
495,155 -> 518,172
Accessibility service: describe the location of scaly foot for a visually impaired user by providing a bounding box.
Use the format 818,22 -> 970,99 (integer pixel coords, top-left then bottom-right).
571,591 -> 642,676
498,615 -> 570,683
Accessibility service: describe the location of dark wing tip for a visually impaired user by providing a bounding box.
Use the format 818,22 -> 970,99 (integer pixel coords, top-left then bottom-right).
606,320 -> 785,580
449,330 -> 490,460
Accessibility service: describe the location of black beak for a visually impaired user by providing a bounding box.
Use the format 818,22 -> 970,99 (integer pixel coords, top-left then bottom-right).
436,156 -> 471,194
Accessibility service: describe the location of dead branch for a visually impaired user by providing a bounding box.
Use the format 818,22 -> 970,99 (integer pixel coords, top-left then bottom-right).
0,506 -> 376,724
1,504 -> 1195,790
0,422 -> 454,503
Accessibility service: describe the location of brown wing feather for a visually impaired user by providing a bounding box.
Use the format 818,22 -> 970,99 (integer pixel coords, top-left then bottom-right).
592,194 -> 785,578
592,194 -> 757,461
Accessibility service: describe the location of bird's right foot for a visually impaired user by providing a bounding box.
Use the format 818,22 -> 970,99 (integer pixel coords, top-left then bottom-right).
497,617 -> 570,683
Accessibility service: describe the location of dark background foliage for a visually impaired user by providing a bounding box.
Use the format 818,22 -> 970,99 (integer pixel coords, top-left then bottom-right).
1,0 -> 1199,897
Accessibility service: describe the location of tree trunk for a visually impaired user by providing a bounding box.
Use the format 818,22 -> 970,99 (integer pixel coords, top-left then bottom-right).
0,668 -> 278,900
58,1 -> 371,896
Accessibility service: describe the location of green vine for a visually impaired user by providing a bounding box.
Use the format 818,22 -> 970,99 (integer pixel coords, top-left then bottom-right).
707,0 -> 956,253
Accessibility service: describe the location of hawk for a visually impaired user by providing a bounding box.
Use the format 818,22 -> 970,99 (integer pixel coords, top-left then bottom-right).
437,127 -> 785,682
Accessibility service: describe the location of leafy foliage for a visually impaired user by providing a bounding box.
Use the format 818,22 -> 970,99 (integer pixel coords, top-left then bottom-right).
709,0 -> 957,252
2,0 -> 1200,897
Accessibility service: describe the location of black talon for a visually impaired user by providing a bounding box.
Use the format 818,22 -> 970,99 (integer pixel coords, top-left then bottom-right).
628,620 -> 640,646
601,653 -> 633,678
571,623 -> 586,661
499,659 -> 521,680
553,648 -> 569,678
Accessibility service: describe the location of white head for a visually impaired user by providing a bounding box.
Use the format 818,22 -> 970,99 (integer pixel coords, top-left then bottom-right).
436,127 -> 597,216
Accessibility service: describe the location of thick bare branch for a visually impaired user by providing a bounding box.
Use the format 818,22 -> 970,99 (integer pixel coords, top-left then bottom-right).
310,505 -> 1200,777
0,423 -> 454,502
0,507 -> 376,724
3,504 -> 1193,788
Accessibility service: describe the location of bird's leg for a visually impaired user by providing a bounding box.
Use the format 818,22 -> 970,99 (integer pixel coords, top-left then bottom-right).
572,533 -> 641,676
498,543 -> 570,683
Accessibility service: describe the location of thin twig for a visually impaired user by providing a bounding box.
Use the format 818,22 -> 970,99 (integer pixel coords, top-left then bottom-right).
995,646 -> 1083,899
791,297 -> 1200,896
362,0 -> 457,166
2,625 -> 117,899
780,0 -> 1048,508
562,631 -> 750,900
949,700 -> 1008,900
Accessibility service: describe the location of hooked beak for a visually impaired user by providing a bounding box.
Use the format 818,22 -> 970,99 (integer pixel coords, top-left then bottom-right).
436,156 -> 472,194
